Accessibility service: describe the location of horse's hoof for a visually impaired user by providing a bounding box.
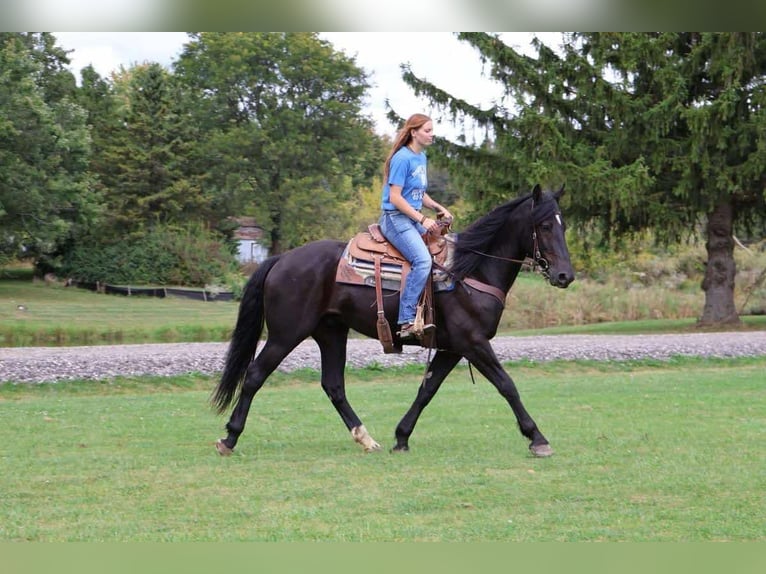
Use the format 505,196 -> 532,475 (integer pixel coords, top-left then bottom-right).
529,443 -> 553,457
351,425 -> 381,453
391,444 -> 409,453
215,439 -> 233,456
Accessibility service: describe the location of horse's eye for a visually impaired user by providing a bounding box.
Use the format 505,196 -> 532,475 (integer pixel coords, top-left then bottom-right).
541,222 -> 553,232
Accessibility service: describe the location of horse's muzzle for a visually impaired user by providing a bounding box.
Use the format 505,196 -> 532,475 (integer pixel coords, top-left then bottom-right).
550,269 -> 575,288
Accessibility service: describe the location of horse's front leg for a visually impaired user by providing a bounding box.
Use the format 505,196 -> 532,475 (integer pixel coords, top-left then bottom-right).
466,341 -> 553,457
392,350 -> 462,452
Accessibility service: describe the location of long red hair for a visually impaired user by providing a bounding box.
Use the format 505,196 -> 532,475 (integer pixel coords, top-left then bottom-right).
383,113 -> 432,181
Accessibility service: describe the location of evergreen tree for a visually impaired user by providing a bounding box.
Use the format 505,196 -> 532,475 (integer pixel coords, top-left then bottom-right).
404,32 -> 766,325
75,65 -> 120,198
98,62 -> 205,237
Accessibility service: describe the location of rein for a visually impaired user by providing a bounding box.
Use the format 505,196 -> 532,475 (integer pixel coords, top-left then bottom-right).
442,228 -> 551,280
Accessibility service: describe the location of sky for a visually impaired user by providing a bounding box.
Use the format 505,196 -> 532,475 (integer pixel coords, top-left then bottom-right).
52,32 -> 563,143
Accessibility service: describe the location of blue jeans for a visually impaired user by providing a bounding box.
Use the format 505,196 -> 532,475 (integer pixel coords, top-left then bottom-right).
379,210 -> 432,325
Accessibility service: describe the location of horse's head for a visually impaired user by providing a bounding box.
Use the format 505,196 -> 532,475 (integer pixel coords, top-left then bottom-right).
531,184 -> 575,288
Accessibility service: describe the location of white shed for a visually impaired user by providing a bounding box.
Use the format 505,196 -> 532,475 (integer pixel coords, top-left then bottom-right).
232,217 -> 269,264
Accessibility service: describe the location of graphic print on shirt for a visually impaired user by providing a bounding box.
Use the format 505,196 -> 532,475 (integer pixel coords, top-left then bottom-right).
411,163 -> 427,201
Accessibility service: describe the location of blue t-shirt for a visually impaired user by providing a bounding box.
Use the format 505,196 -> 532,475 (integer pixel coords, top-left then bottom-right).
381,146 -> 428,211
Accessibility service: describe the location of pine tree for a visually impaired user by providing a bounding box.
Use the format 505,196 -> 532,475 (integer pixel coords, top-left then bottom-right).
98,63 -> 205,236
403,32 -> 766,325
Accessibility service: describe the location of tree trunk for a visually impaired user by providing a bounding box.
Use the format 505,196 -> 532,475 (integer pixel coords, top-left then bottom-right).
270,226 -> 282,255
699,201 -> 740,326
270,209 -> 283,255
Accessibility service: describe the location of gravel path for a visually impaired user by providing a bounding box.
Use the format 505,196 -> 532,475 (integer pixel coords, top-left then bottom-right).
1,331 -> 765,384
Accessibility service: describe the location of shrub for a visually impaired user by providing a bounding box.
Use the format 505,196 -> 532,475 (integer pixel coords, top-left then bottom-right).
56,224 -> 237,287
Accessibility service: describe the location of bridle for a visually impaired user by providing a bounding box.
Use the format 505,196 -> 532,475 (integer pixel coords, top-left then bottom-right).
440,213 -> 554,280
531,229 -> 551,280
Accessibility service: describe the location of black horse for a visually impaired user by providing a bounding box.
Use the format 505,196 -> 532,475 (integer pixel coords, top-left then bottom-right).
212,185 -> 575,457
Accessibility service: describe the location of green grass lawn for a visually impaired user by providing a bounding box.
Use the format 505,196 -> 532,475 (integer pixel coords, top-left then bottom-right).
3,276 -> 765,347
2,358 -> 764,542
0,279 -> 238,346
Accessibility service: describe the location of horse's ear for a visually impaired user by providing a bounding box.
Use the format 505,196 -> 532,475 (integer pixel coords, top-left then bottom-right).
532,184 -> 542,203
553,184 -> 566,201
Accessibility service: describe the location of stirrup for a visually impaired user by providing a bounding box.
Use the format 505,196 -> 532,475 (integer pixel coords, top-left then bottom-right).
397,323 -> 417,339
397,322 -> 435,339
412,304 -> 435,337
397,323 -> 420,340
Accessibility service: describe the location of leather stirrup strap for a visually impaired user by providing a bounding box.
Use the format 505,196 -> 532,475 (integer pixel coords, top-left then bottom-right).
374,255 -> 384,314
374,255 -> 394,353
418,270 -> 436,349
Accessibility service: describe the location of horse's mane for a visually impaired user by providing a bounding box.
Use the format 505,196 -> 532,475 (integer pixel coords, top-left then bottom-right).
448,193 -> 532,281
447,189 -> 562,280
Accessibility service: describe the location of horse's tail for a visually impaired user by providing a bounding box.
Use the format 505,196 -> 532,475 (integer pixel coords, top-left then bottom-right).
211,255 -> 281,414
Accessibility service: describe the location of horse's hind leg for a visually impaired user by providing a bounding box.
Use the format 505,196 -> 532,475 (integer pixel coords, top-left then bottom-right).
393,350 -> 462,452
216,340 -> 295,455
312,317 -> 380,452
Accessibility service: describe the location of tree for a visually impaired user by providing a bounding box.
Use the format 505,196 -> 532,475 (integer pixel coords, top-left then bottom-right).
403,32 -> 766,325
174,32 -> 382,253
88,62 -> 210,238
65,61 -> 239,286
75,65 -> 120,198
0,33 -> 98,268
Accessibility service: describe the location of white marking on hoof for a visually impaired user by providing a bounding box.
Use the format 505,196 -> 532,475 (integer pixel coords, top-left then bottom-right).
530,443 -> 553,457
351,425 -> 381,452
215,439 -> 233,456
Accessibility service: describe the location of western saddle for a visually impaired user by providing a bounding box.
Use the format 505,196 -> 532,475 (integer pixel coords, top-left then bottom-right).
336,222 -> 451,353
